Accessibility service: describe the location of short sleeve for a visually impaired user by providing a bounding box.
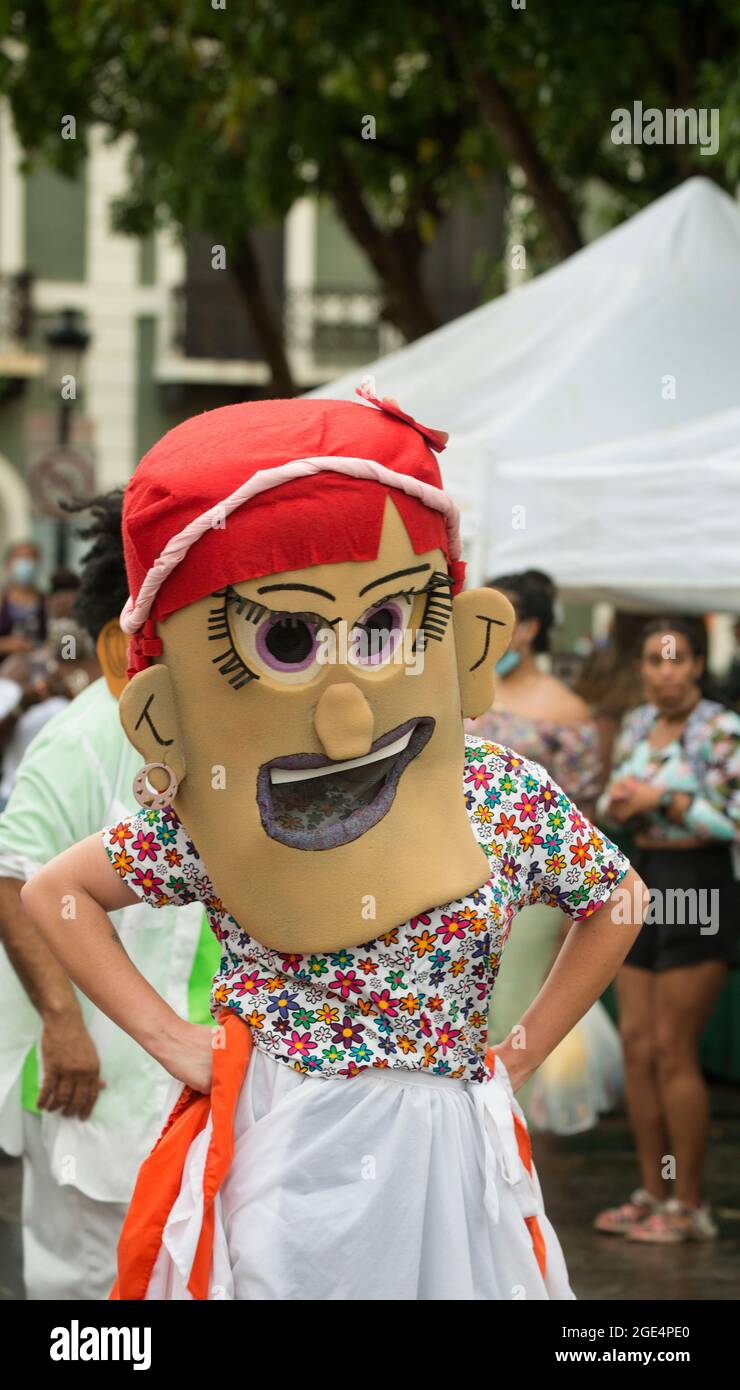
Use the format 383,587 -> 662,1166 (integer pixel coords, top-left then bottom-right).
101,807 -> 213,908
0,720 -> 107,877
684,708 -> 740,841
465,736 -> 630,922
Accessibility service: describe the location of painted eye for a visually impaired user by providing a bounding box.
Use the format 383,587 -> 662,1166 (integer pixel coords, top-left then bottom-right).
227,598 -> 325,685
349,596 -> 414,668
256,614 -> 319,671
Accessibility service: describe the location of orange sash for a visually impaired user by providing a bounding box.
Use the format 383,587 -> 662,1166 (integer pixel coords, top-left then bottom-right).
110,1010 -> 252,1300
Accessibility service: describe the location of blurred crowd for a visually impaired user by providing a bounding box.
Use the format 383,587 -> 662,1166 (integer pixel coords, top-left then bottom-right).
0,532 -> 102,812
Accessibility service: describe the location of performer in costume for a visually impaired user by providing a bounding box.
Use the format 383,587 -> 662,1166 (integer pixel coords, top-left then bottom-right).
23,391 -> 647,1300
0,493 -> 215,1299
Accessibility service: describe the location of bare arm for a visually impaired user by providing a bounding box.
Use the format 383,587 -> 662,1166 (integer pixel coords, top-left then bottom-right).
494,867 -> 647,1090
0,876 -> 103,1117
0,875 -> 80,1019
21,835 -> 214,1092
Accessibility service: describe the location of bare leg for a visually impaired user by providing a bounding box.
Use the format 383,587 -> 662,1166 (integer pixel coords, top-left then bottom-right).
655,961 -> 728,1208
615,965 -> 670,1200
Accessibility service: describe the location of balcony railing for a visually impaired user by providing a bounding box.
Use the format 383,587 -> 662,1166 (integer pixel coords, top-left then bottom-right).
284,288 -> 384,366
168,284 -> 395,382
0,271 -> 44,384
0,271 -> 32,350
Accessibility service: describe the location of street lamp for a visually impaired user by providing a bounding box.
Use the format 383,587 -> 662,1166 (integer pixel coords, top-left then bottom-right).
44,307 -> 91,565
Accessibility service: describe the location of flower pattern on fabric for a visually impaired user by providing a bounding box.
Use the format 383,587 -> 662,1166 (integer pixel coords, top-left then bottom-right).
599,700 -> 740,843
465,708 -> 602,807
103,737 -> 629,1084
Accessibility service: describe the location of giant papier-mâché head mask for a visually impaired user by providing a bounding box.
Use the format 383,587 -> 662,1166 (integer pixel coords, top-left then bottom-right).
119,388 -> 514,951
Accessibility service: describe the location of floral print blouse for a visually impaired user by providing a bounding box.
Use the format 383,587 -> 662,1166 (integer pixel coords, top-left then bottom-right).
597,699 -> 740,844
103,736 -> 629,1085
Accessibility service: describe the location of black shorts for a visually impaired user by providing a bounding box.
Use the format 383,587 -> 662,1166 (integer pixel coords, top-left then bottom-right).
625,844 -> 740,973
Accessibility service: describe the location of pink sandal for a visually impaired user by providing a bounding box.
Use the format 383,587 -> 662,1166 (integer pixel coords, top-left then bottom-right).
627,1198 -> 718,1244
593,1187 -> 664,1235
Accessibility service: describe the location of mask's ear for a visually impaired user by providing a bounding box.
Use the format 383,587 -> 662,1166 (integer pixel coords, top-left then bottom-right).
119,664 -> 186,782
453,587 -> 516,719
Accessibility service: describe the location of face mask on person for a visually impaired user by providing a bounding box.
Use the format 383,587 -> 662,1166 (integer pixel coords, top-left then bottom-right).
495,649 -> 521,678
9,557 -> 38,587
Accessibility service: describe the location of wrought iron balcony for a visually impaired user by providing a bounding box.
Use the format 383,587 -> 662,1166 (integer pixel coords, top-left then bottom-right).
284,288 -> 384,365
0,271 -> 43,383
0,271 -> 32,347
169,283 -> 387,380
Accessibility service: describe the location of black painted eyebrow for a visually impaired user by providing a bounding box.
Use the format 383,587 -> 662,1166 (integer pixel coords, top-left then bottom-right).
255,582 -> 337,600
358,563 -> 431,598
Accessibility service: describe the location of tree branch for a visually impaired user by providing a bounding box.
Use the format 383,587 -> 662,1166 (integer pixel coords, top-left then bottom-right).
230,232 -> 295,395
443,13 -> 583,258
331,153 -> 439,340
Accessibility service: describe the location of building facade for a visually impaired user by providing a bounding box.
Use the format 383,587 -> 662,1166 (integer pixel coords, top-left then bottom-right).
0,103 -> 504,568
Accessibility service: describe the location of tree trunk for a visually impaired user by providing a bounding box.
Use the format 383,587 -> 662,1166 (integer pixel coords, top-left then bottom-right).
332,158 -> 439,341
444,15 -> 583,259
230,233 -> 296,395
474,68 -> 583,257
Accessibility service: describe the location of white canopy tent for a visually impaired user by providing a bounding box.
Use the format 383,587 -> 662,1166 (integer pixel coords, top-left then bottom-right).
312,178 -> 740,612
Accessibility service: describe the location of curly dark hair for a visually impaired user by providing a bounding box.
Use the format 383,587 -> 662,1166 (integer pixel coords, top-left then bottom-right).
62,490 -> 127,642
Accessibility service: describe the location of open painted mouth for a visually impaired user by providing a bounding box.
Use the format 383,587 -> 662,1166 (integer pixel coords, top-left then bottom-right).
257,717 -> 434,850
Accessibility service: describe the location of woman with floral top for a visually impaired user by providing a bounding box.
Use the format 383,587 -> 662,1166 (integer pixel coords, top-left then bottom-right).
594,617 -> 740,1245
21,393 -> 646,1300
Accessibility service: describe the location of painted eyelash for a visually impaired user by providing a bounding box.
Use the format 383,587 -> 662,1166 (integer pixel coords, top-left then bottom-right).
365,575 -> 449,617
207,571 -> 454,684
208,589 -> 259,690
363,573 -> 452,656
418,571 -> 453,646
363,586 -> 422,614
221,577 -> 451,630
208,587 -> 334,690
223,588 -> 339,630
222,589 -> 268,624
355,579 -> 451,656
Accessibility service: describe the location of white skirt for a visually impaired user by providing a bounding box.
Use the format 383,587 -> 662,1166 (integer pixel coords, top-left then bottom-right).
147,1051 -> 575,1301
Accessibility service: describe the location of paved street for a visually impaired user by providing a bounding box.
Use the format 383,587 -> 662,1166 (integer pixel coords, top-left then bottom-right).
536,1080 -> 740,1300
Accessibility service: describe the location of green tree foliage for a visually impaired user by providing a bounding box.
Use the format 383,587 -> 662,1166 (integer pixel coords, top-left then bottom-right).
1,0 -> 737,387
0,1 -> 501,388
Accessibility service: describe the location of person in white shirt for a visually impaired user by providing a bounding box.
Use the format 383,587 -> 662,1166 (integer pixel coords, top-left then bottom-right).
0,493 -> 215,1299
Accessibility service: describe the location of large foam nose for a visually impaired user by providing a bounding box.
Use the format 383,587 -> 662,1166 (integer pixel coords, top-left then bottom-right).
314,682 -> 375,761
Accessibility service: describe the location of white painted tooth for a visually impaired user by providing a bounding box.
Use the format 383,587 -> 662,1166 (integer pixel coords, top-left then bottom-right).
270,729 -> 412,785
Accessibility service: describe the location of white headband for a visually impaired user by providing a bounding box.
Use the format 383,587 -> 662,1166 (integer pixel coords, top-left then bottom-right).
120,454 -> 462,635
